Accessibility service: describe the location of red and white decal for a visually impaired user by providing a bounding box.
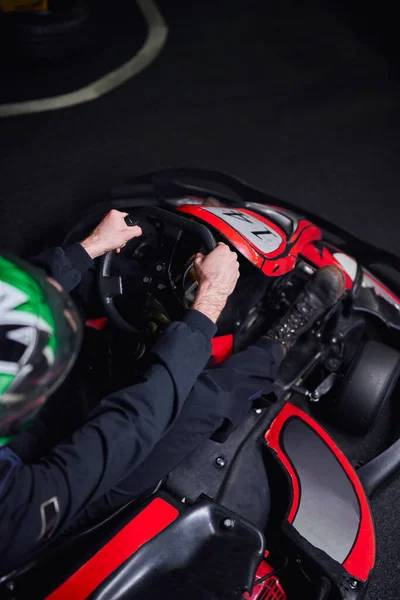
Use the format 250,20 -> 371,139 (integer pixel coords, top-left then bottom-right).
200,207 -> 284,255
245,202 -> 297,232
331,251 -> 400,309
178,205 -> 322,277
300,243 -> 354,290
179,204 -> 264,267
332,253 -> 358,281
362,269 -> 400,309
304,245 -> 400,310
178,205 -> 286,263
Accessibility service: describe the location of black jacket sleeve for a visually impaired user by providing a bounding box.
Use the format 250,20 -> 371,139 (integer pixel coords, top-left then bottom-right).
0,309 -> 216,574
32,243 -> 106,317
32,243 -> 94,293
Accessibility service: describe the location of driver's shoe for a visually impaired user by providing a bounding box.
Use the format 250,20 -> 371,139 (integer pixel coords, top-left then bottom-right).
265,266 -> 346,349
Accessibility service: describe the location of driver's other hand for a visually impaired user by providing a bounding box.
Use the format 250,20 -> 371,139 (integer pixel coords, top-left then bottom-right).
80,210 -> 142,259
194,242 -> 240,299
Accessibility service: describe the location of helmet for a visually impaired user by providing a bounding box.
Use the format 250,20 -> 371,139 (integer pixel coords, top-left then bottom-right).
0,254 -> 82,444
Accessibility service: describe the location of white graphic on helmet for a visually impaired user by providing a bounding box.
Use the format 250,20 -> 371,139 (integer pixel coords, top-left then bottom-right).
0,281 -> 54,383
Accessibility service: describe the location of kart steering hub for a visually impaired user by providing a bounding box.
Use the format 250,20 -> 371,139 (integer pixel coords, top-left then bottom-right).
98,207 -> 217,335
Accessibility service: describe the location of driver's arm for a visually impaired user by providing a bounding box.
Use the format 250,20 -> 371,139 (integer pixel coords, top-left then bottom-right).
32,210 -> 142,292
0,244 -> 239,574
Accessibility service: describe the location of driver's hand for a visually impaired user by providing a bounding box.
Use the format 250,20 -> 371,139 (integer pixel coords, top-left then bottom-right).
80,210 -> 142,259
192,243 -> 240,323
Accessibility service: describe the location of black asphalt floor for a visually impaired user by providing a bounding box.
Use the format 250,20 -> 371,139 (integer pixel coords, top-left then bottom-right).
0,1 -> 399,597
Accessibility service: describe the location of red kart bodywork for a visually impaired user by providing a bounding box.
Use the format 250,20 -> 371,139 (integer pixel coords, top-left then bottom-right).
179,203 -> 400,306
6,168 -> 400,600
178,205 -> 322,278
44,403 -> 375,599
46,499 -> 179,600
265,404 -> 375,583
61,200 -> 392,600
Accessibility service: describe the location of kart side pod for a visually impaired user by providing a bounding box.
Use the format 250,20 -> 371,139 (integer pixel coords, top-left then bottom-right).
265,403 -> 375,597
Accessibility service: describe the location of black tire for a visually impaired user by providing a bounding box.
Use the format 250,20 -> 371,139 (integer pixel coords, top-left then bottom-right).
2,0 -> 90,61
335,340 -> 400,434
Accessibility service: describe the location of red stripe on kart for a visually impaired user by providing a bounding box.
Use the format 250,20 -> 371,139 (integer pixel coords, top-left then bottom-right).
178,205 -> 322,278
265,406 -> 301,524
326,244 -> 400,305
86,317 -> 108,330
265,403 -> 375,581
178,205 -> 264,267
46,498 -> 179,600
290,220 -> 312,244
211,334 -> 234,365
363,270 -> 400,305
261,256 -> 297,277
290,223 -> 322,252
260,224 -> 322,276
301,243 -> 353,290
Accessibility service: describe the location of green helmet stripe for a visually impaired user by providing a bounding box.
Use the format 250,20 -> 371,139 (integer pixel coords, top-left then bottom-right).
0,374 -> 14,395
0,257 -> 57,352
0,256 -> 57,395
0,436 -> 13,447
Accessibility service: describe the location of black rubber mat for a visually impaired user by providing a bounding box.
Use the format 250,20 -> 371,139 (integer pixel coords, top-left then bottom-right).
0,0 -> 399,597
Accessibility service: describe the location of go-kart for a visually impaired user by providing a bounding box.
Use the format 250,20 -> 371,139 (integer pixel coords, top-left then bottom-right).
2,168 -> 400,600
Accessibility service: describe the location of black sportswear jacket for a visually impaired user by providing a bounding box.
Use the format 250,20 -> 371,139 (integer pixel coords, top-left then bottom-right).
0,243 -> 216,574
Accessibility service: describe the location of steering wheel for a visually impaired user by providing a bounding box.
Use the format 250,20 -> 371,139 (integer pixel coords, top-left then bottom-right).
97,207 -> 217,335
